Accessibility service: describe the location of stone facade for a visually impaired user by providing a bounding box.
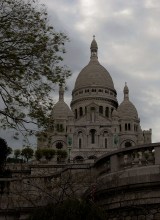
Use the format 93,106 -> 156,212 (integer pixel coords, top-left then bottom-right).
37,37 -> 152,162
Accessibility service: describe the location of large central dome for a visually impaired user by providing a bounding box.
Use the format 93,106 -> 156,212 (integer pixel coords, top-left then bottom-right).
71,36 -> 118,109
74,59 -> 114,90
71,38 -> 118,111
74,36 -> 115,91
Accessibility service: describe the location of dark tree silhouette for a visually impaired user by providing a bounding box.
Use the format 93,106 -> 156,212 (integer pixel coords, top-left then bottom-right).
0,138 -> 12,174
21,147 -> 34,162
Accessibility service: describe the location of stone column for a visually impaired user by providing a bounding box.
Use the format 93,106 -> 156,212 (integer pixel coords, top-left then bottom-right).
155,146 -> 160,165
110,154 -> 119,172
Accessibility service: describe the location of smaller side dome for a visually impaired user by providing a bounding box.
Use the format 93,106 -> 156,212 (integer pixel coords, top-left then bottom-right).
118,100 -> 138,119
51,102 -> 74,119
51,85 -> 74,119
118,83 -> 138,119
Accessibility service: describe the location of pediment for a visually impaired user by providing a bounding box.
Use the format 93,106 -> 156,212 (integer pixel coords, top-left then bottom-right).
75,113 -> 112,126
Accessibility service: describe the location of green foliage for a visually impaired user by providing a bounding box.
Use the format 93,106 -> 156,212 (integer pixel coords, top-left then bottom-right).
35,149 -> 43,161
56,149 -> 67,159
29,199 -> 106,220
35,148 -> 56,161
14,149 -> 21,159
21,147 -> 34,162
0,0 -> 71,133
0,138 -> 12,171
42,148 -> 55,161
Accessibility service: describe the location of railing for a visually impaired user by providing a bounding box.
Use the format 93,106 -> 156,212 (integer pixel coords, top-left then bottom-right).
95,143 -> 160,176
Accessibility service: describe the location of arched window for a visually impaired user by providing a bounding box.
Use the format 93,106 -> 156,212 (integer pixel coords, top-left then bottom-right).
105,107 -> 109,117
74,156 -> 84,162
88,155 -> 97,160
103,131 -> 108,136
111,108 -> 114,115
105,138 -> 107,148
56,124 -> 59,131
60,124 -> 63,131
99,106 -> 103,114
125,123 -> 131,131
56,142 -> 63,149
79,107 -> 83,116
56,124 -> 63,132
79,138 -> 82,149
128,123 -> 131,131
125,142 -> 132,148
90,129 -> 96,144
75,109 -> 77,119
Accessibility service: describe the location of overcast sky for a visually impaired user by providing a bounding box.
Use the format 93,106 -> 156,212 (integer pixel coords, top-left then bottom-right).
2,0 -> 160,148
39,0 -> 160,143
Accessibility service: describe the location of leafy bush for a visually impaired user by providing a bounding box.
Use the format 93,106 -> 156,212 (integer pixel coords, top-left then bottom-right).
21,147 -> 34,162
35,149 -> 43,161
42,149 -> 55,161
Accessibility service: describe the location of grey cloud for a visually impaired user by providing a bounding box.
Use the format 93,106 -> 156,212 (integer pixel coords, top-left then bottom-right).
43,0 -> 160,143
4,0 -> 160,148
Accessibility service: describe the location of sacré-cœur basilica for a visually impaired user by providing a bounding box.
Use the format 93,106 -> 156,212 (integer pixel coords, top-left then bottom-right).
37,36 -> 152,162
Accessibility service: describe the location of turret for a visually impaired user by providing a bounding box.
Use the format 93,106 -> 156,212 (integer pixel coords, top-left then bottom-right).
124,82 -> 129,100
59,84 -> 64,101
90,35 -> 98,60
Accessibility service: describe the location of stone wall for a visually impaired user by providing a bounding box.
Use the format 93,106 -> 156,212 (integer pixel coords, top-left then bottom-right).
105,205 -> 160,220
91,142 -> 160,219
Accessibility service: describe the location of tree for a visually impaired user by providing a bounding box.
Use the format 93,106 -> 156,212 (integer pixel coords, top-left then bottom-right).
0,160 -> 98,216
14,149 -> 21,159
35,149 -> 43,161
42,148 -> 55,161
0,0 -> 71,133
21,147 -> 34,162
0,138 -> 12,172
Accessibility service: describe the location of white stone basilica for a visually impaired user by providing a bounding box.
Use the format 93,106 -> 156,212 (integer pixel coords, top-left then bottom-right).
37,37 -> 152,162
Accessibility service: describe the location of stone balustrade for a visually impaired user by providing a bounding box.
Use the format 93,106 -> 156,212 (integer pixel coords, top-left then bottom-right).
94,142 -> 160,175
90,143 -> 160,219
